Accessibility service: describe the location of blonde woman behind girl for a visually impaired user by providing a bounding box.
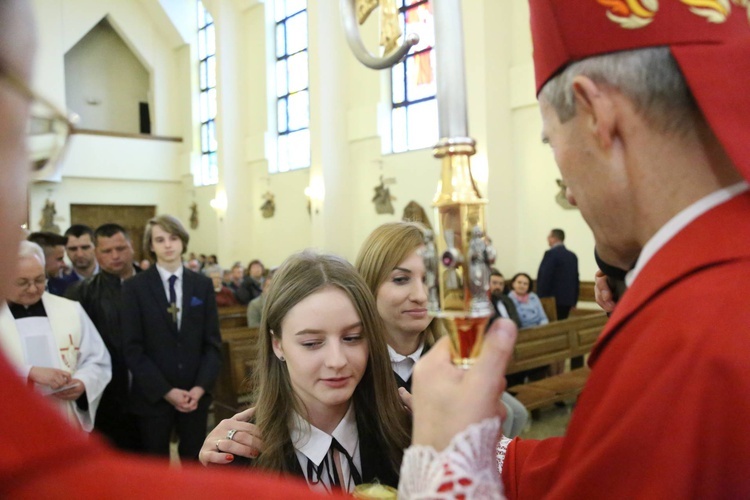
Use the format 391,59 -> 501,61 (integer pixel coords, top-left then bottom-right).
355,221 -> 528,438
237,251 -> 410,493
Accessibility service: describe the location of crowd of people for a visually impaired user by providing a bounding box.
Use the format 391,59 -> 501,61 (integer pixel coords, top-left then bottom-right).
2,0 -> 750,497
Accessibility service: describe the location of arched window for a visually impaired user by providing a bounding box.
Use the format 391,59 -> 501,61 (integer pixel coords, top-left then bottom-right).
196,0 -> 218,186
390,0 -> 437,153
271,0 -> 310,173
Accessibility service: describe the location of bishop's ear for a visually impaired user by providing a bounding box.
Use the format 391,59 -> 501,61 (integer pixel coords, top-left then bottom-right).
570,75 -> 617,150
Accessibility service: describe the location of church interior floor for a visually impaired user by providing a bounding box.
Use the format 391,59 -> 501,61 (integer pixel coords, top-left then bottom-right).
519,399 -> 576,440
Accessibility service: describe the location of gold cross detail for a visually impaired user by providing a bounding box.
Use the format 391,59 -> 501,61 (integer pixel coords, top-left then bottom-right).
167,302 -> 180,323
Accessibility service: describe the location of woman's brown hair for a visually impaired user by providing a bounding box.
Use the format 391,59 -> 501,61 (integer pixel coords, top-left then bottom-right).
251,250 -> 411,475
355,221 -> 447,346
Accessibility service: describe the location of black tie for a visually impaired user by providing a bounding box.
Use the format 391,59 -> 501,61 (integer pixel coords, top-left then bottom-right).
304,438 -> 361,493
168,275 -> 178,324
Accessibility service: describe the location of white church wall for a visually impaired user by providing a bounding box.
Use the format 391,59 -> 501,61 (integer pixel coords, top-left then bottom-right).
506,0 -> 598,282
64,19 -> 150,134
29,0 -> 192,242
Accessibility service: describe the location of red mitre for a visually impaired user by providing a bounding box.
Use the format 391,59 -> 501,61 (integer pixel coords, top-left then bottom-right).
529,0 -> 750,182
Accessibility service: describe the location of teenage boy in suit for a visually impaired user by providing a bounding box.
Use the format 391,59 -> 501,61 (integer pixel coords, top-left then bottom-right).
122,214 -> 221,460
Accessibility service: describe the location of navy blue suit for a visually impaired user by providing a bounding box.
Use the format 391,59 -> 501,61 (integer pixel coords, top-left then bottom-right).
121,266 -> 221,459
537,244 -> 579,319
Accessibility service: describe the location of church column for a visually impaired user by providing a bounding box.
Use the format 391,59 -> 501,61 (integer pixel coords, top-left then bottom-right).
306,0 -> 354,256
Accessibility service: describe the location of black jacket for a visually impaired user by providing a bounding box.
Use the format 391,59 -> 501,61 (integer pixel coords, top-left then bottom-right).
235,276 -> 263,305
121,266 -> 222,416
537,244 -> 580,307
65,266 -> 141,411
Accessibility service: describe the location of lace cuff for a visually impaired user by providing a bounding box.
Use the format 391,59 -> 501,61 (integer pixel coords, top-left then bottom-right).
496,436 -> 512,475
398,417 -> 504,499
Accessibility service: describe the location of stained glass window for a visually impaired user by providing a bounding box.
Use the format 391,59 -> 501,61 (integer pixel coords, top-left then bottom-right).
196,1 -> 218,186
272,0 -> 310,173
391,0 -> 437,153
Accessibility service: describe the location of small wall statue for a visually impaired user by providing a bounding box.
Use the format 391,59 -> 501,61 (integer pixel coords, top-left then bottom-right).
372,176 -> 396,215
402,200 -> 433,230
39,199 -> 60,234
189,202 -> 199,229
261,191 -> 276,219
556,178 -> 577,210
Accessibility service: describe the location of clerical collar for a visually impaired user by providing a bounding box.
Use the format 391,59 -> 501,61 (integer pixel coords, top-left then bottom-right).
8,300 -> 47,319
290,403 -> 358,467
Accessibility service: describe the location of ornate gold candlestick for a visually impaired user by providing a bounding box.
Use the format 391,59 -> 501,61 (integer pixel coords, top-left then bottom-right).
341,0 -> 494,367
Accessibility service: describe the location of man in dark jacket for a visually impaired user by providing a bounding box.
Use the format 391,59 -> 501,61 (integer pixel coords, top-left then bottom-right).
66,223 -> 141,451
537,228 -> 579,320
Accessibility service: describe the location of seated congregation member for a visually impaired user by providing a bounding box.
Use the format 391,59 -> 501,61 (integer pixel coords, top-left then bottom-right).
27,231 -> 75,296
238,251 -> 410,493
0,241 -> 111,431
246,268 -> 274,328
508,272 -> 548,328
209,268 -> 239,307
122,215 -> 221,460
236,259 -> 264,305
65,223 -> 142,451
489,268 -> 521,329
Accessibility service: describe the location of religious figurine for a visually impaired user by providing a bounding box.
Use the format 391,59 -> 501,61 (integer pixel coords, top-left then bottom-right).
468,225 -> 493,315
355,0 -> 401,55
261,191 -> 276,219
441,229 -> 463,291
402,200 -> 433,230
189,202 -> 199,229
422,230 -> 440,313
39,199 -> 60,234
372,176 -> 395,215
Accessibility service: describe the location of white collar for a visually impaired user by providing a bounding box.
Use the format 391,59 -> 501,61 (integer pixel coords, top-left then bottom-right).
387,340 -> 425,364
626,181 -> 749,287
290,403 -> 358,467
155,263 -> 184,282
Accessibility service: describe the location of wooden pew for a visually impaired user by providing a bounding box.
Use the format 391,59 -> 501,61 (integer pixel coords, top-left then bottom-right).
213,327 -> 259,421
218,304 -> 248,329
506,312 -> 607,412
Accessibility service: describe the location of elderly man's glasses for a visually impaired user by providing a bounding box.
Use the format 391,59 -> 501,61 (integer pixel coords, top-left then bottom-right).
0,62 -> 76,174
15,276 -> 47,290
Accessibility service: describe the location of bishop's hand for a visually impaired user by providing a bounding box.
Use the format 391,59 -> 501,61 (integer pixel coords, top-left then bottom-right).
411,319 -> 517,451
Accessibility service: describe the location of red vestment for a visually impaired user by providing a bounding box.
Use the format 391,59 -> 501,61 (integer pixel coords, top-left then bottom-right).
502,192 -> 750,498
0,352 -> 336,498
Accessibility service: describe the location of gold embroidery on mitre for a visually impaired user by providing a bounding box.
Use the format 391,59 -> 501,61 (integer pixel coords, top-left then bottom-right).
596,0 -> 659,29
680,0 -> 731,23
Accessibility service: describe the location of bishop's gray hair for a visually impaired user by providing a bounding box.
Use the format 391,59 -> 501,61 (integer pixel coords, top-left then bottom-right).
539,46 -> 701,137
19,240 -> 46,266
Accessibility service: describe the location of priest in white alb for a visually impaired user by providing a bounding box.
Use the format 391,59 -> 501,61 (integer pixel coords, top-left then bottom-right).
0,241 -> 111,431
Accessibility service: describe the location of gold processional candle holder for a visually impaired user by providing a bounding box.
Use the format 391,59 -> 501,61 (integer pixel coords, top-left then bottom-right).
340,0 -> 493,367
423,138 -> 495,369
